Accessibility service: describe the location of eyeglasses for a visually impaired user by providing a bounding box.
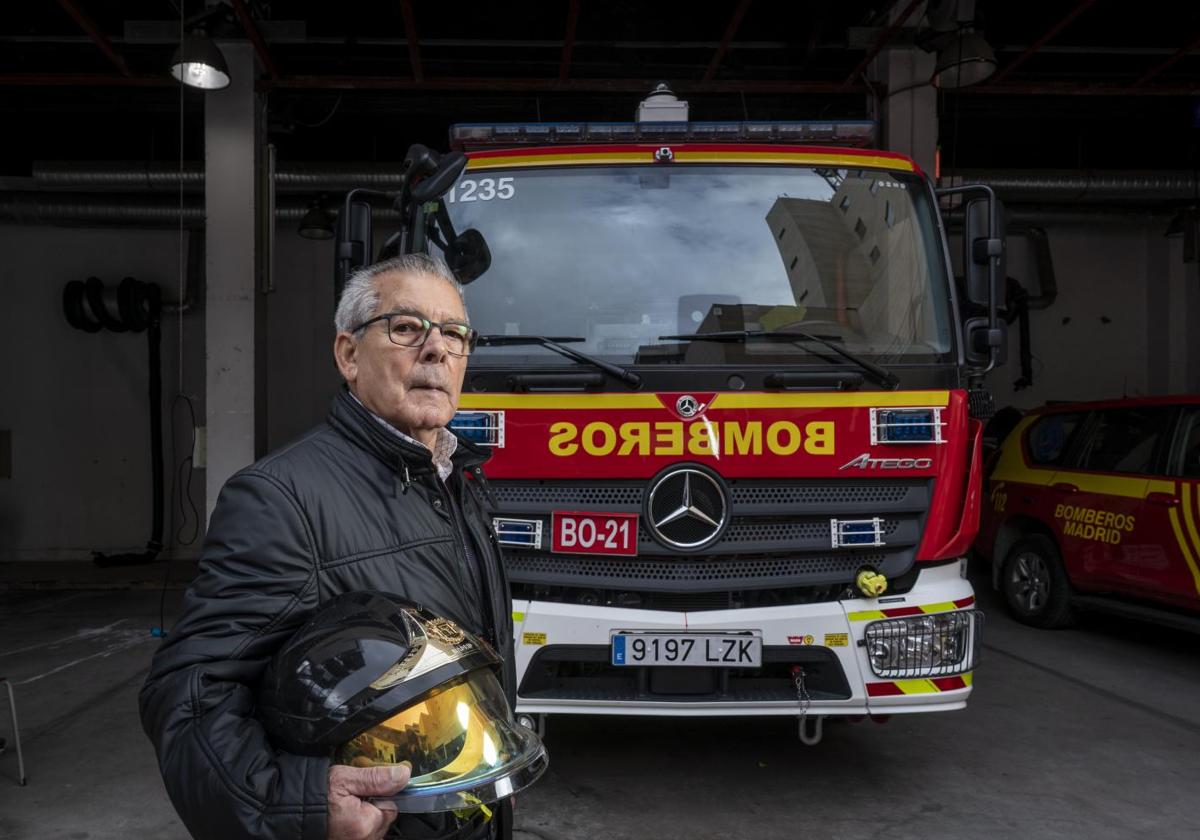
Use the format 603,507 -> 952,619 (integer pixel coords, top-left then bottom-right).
351,312 -> 478,357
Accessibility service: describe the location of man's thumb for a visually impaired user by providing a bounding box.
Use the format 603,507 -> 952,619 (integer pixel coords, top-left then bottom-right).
341,763 -> 412,797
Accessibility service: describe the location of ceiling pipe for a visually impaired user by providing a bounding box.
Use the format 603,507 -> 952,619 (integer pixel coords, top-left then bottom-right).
1130,30 -> 1200,87
400,0 -> 424,83
944,170 -> 1200,203
843,0 -> 924,86
559,0 -> 581,82
31,163 -> 409,193
988,0 -> 1097,85
229,0 -> 279,79
53,0 -> 131,76
703,0 -> 753,82
0,193 -> 399,226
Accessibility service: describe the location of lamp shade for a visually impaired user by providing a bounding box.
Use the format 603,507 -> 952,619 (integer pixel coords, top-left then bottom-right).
299,203 -> 336,240
934,30 -> 996,89
170,32 -> 231,90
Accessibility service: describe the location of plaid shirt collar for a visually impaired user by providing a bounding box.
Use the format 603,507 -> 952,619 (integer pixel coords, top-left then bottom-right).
349,392 -> 458,482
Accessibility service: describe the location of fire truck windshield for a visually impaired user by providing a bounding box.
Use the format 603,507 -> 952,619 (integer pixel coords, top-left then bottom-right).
439,163 -> 954,368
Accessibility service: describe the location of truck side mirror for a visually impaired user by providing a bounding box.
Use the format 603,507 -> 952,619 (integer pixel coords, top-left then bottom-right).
445,229 -> 491,284
334,199 -> 373,305
964,196 -> 1007,308
410,152 -> 468,204
963,316 -> 1007,368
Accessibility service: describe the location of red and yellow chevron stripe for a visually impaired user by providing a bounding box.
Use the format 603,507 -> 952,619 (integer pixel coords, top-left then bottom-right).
1167,481 -> 1200,596
466,144 -> 918,173
866,673 -> 973,696
848,596 -> 975,622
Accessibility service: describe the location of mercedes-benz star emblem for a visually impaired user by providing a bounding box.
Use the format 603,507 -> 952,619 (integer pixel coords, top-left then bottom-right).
644,466 -> 729,551
675,395 -> 701,418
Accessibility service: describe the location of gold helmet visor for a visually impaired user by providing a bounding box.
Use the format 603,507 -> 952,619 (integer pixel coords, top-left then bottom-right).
336,668 -> 547,813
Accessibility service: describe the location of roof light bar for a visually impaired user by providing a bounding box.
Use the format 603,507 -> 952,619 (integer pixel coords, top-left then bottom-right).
450,120 -> 877,151
870,407 -> 946,445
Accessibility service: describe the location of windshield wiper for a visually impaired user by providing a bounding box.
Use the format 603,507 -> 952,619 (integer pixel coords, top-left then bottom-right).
478,335 -> 642,388
658,330 -> 900,390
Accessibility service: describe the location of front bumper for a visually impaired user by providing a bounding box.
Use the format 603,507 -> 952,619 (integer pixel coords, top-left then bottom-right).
512,559 -> 979,717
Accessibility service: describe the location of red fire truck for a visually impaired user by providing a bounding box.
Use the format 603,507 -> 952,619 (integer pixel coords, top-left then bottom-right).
334,87 -> 1001,742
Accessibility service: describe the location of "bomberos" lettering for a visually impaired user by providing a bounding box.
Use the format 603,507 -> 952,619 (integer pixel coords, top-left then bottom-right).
547,420 -> 835,458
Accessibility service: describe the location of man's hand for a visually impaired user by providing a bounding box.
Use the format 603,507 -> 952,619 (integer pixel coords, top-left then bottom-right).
327,763 -> 411,840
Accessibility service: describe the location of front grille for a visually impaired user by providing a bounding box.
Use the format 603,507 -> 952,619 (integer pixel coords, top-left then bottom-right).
491,479 -> 927,513
491,477 -> 930,593
505,551 -> 897,592
519,645 -> 851,702
511,583 -> 852,612
492,482 -> 644,507
730,483 -> 911,506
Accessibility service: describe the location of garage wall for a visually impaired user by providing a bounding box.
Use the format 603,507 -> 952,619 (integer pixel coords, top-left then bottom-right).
982,218 -> 1199,412
0,223 -> 344,563
0,226 -> 205,562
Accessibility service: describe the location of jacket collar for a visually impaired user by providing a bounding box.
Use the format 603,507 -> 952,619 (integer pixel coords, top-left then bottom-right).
328,387 -> 490,476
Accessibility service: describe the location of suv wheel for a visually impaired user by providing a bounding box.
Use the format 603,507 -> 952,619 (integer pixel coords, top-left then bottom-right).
1001,534 -> 1077,628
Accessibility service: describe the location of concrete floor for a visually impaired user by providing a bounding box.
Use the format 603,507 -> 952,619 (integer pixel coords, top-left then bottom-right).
0,576 -> 1197,840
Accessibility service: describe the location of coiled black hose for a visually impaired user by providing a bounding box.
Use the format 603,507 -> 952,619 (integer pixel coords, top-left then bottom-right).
62,277 -> 164,566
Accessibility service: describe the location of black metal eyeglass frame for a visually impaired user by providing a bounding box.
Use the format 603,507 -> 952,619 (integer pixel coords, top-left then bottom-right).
351,312 -> 479,356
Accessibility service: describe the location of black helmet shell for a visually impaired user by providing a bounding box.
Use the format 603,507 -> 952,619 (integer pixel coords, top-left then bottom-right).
257,591 -> 498,756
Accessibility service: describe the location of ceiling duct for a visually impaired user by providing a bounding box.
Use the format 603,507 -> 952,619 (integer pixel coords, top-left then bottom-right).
0,193 -> 399,227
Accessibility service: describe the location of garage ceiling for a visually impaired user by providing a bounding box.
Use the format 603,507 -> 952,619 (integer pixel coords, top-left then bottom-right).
2,0 -> 1199,173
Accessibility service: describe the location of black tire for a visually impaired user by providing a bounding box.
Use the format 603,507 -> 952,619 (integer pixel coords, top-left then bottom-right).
1001,534 -> 1077,628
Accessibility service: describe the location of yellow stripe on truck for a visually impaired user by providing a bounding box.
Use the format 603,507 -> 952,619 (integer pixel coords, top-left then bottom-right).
847,610 -> 887,622
1175,484 -> 1200,596
710,391 -> 949,409
459,394 -> 664,410
466,150 -> 917,173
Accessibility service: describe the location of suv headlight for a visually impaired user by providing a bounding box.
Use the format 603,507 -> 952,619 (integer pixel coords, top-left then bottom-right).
863,610 -> 983,678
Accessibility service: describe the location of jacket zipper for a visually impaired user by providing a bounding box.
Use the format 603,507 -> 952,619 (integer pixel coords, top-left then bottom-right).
459,474 -> 511,656
435,478 -> 487,632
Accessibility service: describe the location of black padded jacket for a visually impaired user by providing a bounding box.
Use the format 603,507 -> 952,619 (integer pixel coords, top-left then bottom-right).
139,389 -> 513,840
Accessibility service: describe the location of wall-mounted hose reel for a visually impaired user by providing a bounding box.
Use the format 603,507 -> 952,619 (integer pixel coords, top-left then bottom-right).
62,277 -> 165,566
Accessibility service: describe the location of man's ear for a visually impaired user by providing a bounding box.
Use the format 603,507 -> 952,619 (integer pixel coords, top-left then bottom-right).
334,332 -> 359,383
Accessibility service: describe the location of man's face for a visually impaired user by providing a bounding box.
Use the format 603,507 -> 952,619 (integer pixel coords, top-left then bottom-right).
334,271 -> 468,445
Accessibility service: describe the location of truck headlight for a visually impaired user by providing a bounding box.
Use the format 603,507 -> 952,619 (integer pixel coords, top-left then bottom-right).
863,610 -> 982,678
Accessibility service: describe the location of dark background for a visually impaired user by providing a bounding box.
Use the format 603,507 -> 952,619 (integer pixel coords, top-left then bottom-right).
2,1 -> 1199,173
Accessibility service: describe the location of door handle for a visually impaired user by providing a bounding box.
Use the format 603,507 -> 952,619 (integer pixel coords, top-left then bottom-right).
1146,492 -> 1180,507
1051,482 -> 1079,494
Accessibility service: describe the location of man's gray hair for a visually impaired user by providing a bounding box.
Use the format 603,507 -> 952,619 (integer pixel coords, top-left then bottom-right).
334,253 -> 466,335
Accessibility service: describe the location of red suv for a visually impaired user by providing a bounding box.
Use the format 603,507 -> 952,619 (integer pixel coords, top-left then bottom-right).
976,396 -> 1200,628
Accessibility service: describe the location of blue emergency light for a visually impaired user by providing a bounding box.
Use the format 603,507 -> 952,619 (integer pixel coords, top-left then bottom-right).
492,517 -> 543,549
870,408 -> 944,445
831,518 -> 886,549
448,411 -> 505,447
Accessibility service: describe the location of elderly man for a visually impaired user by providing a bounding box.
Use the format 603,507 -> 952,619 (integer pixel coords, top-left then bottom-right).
140,254 -> 513,840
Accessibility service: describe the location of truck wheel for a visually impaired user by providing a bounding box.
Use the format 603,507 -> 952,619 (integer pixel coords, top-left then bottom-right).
1001,535 -> 1076,628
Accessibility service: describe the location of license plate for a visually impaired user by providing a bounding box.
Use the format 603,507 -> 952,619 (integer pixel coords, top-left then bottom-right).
552,511 -> 638,556
611,633 -> 762,667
